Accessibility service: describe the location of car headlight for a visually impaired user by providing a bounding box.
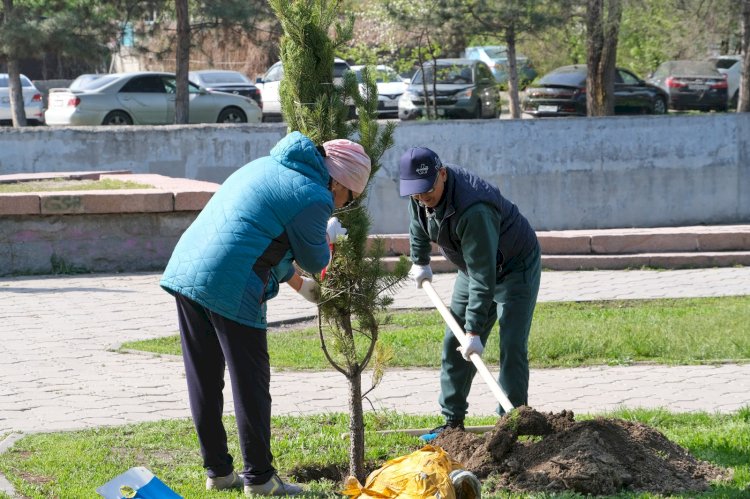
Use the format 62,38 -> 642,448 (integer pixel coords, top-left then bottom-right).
399,91 -> 416,109
399,91 -> 416,102
455,88 -> 474,99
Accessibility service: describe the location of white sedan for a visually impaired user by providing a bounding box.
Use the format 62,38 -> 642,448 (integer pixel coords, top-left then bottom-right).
0,73 -> 45,125
45,71 -> 261,126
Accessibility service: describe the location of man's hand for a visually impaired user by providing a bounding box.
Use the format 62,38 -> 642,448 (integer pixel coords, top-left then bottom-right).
408,263 -> 433,289
457,334 -> 484,361
297,276 -> 320,304
326,217 -> 348,243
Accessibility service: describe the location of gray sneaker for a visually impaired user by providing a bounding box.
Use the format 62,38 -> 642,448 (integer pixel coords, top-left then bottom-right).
206,470 -> 243,490
244,473 -> 303,496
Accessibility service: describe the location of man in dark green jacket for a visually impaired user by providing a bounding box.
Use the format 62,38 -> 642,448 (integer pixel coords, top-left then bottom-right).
399,146 -> 541,439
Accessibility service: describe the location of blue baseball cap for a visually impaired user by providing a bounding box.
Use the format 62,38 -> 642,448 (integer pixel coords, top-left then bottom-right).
399,147 -> 443,197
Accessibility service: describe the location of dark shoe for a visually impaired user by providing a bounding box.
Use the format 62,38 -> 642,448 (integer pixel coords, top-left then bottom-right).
420,419 -> 465,442
206,470 -> 243,490
245,473 -> 303,496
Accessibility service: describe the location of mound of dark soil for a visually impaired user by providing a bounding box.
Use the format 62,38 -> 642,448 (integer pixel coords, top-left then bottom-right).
432,406 -> 730,496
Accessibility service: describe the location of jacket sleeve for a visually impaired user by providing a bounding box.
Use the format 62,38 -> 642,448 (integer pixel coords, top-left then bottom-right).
285,200 -> 332,274
455,203 -> 501,333
408,199 -> 433,265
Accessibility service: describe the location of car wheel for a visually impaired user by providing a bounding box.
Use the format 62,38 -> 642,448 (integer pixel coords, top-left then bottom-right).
102,111 -> 132,125
472,102 -> 482,119
652,98 -> 667,115
217,107 -> 247,123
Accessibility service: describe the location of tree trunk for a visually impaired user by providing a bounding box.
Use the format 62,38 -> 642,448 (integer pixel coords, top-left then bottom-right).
505,26 -> 521,119
347,369 -> 365,483
7,59 -> 27,127
740,0 -> 750,112
586,0 -> 622,116
3,0 -> 27,127
174,0 -> 190,124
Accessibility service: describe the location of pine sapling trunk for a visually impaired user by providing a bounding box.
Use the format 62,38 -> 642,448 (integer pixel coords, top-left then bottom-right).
347,369 -> 365,482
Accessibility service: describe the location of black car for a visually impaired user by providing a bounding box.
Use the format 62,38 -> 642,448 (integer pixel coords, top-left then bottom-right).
646,60 -> 728,112
188,70 -> 262,108
522,65 -> 668,117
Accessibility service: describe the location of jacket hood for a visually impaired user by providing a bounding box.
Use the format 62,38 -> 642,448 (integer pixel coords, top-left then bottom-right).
270,131 -> 330,187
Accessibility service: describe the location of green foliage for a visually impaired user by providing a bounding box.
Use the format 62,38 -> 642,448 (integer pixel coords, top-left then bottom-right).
269,0 -> 354,143
0,0 -> 121,62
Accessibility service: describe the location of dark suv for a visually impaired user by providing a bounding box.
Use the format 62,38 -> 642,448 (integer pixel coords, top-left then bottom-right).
398,59 -> 501,120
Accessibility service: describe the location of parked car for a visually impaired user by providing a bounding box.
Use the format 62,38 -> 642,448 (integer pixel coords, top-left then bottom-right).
349,64 -> 406,118
255,58 -> 351,122
709,55 -> 742,108
188,69 -> 262,108
398,58 -> 500,120
0,73 -> 45,125
44,71 -> 261,126
464,45 -> 538,87
522,64 -> 668,117
646,60 -> 728,112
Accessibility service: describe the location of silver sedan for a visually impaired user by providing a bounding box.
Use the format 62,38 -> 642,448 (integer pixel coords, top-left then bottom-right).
44,71 -> 262,126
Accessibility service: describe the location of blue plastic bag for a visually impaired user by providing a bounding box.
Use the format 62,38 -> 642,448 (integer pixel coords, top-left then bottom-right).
96,467 -> 182,499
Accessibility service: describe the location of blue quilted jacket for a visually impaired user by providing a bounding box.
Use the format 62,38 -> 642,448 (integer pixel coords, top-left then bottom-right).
160,131 -> 333,328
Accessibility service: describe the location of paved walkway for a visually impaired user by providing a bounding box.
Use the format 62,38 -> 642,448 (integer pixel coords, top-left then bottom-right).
1,268 -> 750,437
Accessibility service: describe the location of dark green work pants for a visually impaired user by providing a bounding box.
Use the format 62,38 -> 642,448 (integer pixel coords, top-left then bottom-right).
438,243 -> 541,420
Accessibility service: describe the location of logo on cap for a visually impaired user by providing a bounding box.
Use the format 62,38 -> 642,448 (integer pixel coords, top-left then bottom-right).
416,163 -> 430,176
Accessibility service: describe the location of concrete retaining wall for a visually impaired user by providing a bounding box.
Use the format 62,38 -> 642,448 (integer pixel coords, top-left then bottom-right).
1,114 -> 748,233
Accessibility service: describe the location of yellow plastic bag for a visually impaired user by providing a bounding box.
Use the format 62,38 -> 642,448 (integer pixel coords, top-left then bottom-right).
341,445 -> 466,499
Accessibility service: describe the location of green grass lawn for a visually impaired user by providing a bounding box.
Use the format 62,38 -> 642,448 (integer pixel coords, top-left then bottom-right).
0,178 -> 152,193
0,408 -> 747,498
123,296 -> 750,369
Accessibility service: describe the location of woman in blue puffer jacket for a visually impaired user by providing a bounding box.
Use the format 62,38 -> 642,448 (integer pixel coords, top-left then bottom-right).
160,131 -> 370,496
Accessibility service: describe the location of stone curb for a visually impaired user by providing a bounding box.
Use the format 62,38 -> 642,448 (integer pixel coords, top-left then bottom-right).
0,433 -> 23,498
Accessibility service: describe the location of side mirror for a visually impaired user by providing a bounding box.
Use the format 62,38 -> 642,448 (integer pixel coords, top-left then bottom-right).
255,77 -> 263,84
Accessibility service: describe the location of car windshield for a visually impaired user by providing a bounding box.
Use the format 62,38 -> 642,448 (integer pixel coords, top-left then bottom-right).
333,62 -> 350,78
539,67 -> 586,86
353,67 -> 401,84
483,46 -> 508,59
0,75 -> 34,88
712,58 -> 739,70
412,64 -> 474,85
663,61 -> 721,76
198,72 -> 249,84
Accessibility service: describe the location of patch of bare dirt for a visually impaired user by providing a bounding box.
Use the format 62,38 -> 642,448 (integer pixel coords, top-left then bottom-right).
432,406 -> 730,496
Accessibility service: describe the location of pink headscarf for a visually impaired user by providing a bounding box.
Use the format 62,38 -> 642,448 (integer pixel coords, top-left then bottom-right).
322,139 -> 371,194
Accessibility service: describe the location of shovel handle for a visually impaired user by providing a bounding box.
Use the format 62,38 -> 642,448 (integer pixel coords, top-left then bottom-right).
422,280 -> 514,414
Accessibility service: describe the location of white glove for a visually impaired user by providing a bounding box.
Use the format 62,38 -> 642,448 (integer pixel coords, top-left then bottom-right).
297,276 -> 320,304
408,263 -> 433,289
457,334 -> 484,361
326,217 -> 348,243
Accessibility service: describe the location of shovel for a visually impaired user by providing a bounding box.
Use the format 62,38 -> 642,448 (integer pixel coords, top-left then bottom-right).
422,280 -> 514,414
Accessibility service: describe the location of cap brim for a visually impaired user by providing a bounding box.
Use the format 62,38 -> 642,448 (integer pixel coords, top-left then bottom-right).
399,177 -> 434,197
